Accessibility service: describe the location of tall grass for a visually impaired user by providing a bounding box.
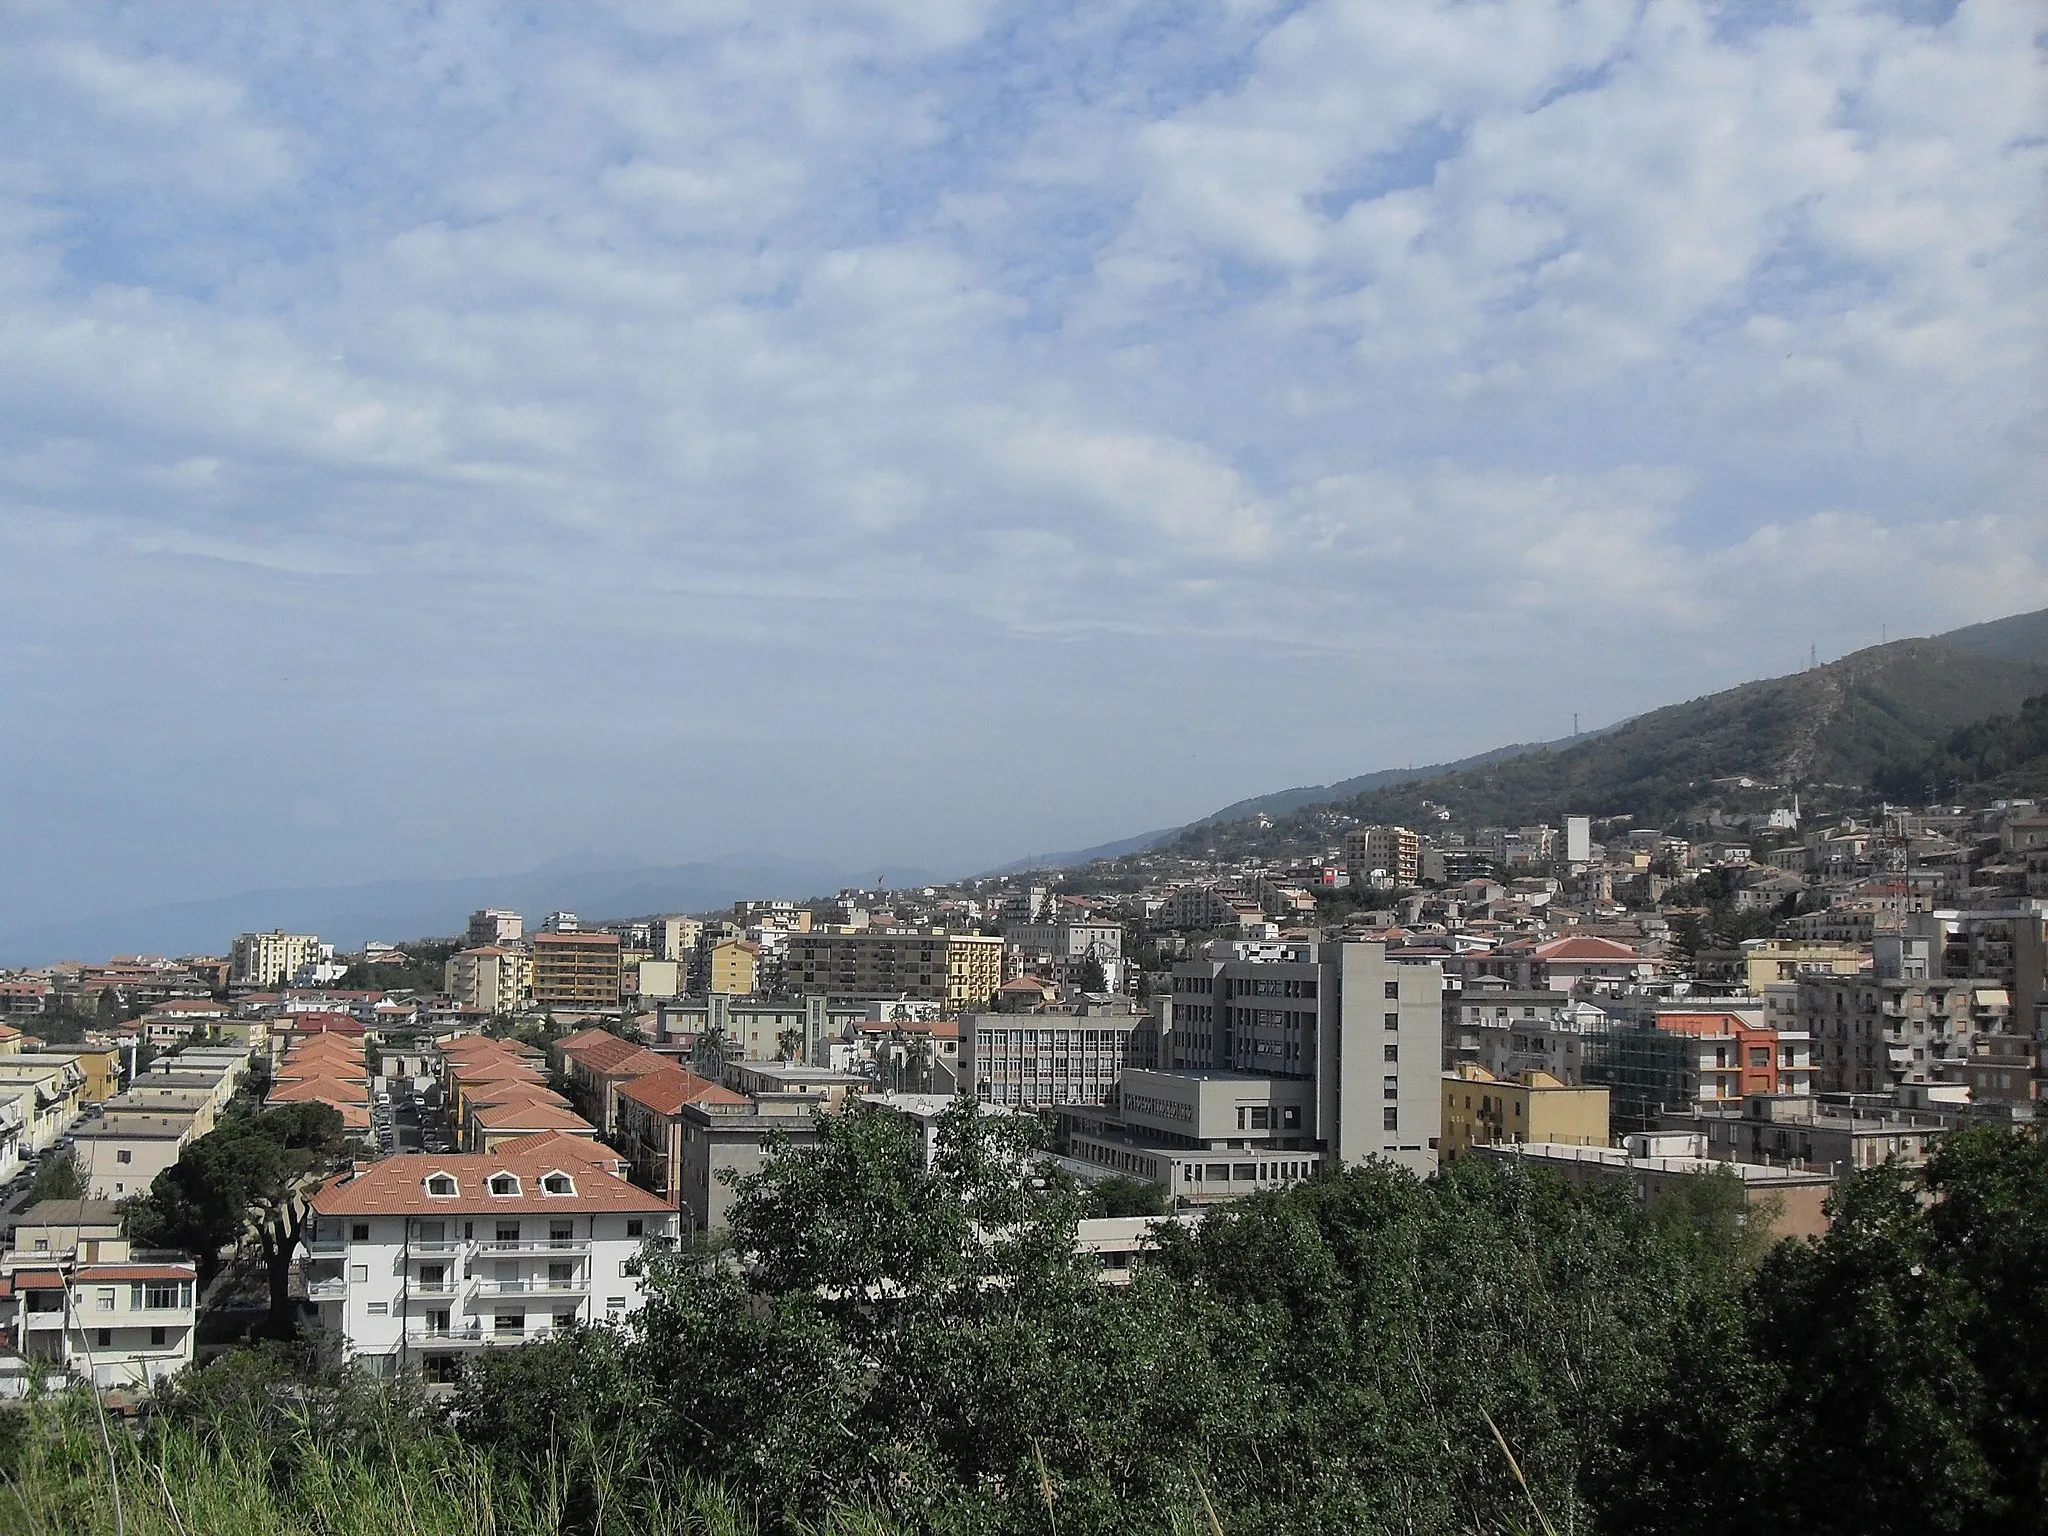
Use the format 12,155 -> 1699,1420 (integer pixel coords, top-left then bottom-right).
0,1390 -> 900,1536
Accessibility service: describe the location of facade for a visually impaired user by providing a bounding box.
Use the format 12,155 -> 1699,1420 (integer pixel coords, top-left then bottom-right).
650,916 -> 704,963
1656,1093 -> 1954,1174
0,1201 -> 197,1391
1444,985 -> 1609,1083
1163,939 -> 1444,1176
675,1095 -> 823,1236
444,947 -> 531,1016
708,939 -> 760,997
654,993 -> 869,1066
300,1145 -> 678,1382
1584,1010 -> 1813,1131
72,1105 -> 200,1200
530,932 -> 623,1013
230,930 -> 325,989
783,930 -> 1005,1012
1060,1070 -> 1324,1203
615,1066 -> 747,1206
465,910 -> 525,947
1796,973 -> 2008,1095
1004,921 -> 1126,991
960,1000 -> 1146,1109
1344,825 -> 1420,887
1439,1066 -> 1609,1162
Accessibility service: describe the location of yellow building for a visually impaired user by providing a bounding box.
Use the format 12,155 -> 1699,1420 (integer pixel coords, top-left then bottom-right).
1440,1065 -> 1609,1164
709,939 -> 760,997
1734,941 -> 1868,994
783,929 -> 1005,1012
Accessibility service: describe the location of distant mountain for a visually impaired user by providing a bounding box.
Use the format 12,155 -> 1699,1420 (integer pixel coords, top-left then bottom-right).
1148,608 -> 2048,863
0,856 -> 940,967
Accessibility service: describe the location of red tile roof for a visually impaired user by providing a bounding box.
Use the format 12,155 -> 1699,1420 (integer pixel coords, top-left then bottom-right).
473,1102 -> 597,1133
311,1149 -> 671,1217
617,1064 -> 745,1117
1534,936 -> 1644,962
77,1264 -> 196,1283
560,1033 -> 644,1073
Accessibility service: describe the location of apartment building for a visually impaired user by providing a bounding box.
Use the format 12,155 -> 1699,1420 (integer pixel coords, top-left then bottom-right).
615,1066 -> 747,1206
708,938 -> 760,997
960,999 -> 1146,1109
675,1094 -> 823,1237
1439,1066 -> 1609,1162
1159,939 -> 1445,1178
649,916 -> 704,963
443,946 -> 531,1016
1003,920 -> 1126,991
72,1102 -> 201,1200
530,932 -> 623,1013
300,1143 -> 678,1383
465,909 -> 525,947
783,929 -> 1005,1012
1443,985 -> 1610,1083
230,930 -> 325,989
1797,972 -> 2009,1096
1344,825 -> 1420,887
0,1059 -> 85,1154
1657,1093 -> 1954,1174
0,1201 -> 197,1391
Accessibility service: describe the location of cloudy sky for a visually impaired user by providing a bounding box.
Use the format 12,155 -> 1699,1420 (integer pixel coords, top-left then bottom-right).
1,0 -> 2042,926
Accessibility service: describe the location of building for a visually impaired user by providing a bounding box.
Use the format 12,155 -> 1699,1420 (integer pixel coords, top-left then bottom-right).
707,939 -> 760,997
675,1094 -> 824,1237
1443,985 -> 1610,1083
653,993 -> 870,1066
1160,939 -> 1444,1177
615,1066 -> 747,1206
72,1104 -> 201,1200
1439,1066 -> 1609,1163
1344,826 -> 1421,887
1469,1135 -> 1833,1242
1583,1009 -> 1813,1132
1004,921 -> 1126,992
1656,1093 -> 1954,1175
530,932 -> 623,1014
649,916 -> 704,963
1060,1071 -> 1324,1202
465,910 -> 525,947
783,930 -> 1006,1012
443,947 -> 531,1016
1796,972 -> 2009,1096
0,1060 -> 85,1153
1531,935 -> 1658,994
0,1201 -> 198,1391
299,1142 -> 679,1383
960,999 -> 1146,1109
230,931 -> 325,989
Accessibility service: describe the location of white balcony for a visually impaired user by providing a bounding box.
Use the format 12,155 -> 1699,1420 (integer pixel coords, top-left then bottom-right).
306,1277 -> 347,1301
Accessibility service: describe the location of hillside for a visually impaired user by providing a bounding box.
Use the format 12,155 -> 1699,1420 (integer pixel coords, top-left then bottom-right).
1152,611 -> 2048,860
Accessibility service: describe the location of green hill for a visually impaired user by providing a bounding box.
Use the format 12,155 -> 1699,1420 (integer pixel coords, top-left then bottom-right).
1157,611 -> 2048,858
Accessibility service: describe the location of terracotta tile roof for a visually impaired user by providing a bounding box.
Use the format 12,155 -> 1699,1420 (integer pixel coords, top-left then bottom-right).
1534,936 -> 1645,962
602,1045 -> 670,1081
267,1076 -> 369,1104
491,1132 -> 629,1175
467,1083 -> 570,1111
617,1064 -> 744,1116
554,1027 -> 620,1053
560,1033 -> 644,1073
472,1102 -> 597,1133
77,1264 -> 196,1283
12,1271 -> 65,1291
311,1149 -> 671,1217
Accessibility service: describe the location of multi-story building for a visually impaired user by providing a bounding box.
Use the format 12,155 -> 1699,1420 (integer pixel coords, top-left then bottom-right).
960,999 -> 1146,1109
299,1143 -> 678,1384
1583,1009 -> 1813,1130
1060,1070 -> 1324,1203
0,1200 -> 198,1391
783,930 -> 1005,1012
1004,921 -> 1126,992
1439,1066 -> 1609,1162
615,1066 -> 748,1207
229,931 -> 325,989
1343,826 -> 1420,887
1156,939 -> 1444,1178
1797,972 -> 2009,1096
1443,985 -> 1610,1082
650,915 -> 704,963
530,932 -> 622,1013
443,946 -> 531,1016
708,938 -> 760,997
675,1094 -> 824,1237
465,910 -> 525,947
1656,1093 -> 1954,1174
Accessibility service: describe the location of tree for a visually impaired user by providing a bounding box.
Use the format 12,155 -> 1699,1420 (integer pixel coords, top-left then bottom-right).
28,1150 -> 85,1204
1074,956 -> 1108,993
125,1102 -> 346,1329
1085,1174 -> 1165,1218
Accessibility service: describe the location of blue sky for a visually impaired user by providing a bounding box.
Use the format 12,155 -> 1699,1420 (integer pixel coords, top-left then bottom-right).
0,0 -> 2042,930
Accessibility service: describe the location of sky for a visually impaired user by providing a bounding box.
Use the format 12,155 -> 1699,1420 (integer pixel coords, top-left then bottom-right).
0,0 -> 2043,930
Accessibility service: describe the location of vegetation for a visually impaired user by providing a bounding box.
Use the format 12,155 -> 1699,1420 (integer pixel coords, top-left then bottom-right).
27,1151 -> 85,1204
7,1109 -> 2042,1535
1872,690 -> 2048,802
123,1102 -> 347,1328
1145,638 -> 2047,865
337,938 -> 463,994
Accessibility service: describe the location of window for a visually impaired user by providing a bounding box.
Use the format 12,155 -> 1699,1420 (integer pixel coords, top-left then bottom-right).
1384,980 -> 1400,999
350,1264 -> 368,1283
1383,1107 -> 1399,1131
116,1149 -> 132,1164
555,1310 -> 578,1330
1384,1013 -> 1399,1031
494,1312 -> 523,1335
495,1223 -> 521,1244
488,1173 -> 521,1196
625,1219 -> 643,1238
541,1172 -> 574,1195
367,1301 -> 388,1316
1383,1044 -> 1399,1063
96,1329 -> 112,1348
549,1222 -> 573,1246
351,1223 -> 370,1241
142,1282 -> 181,1310
150,1327 -> 167,1347
96,1288 -> 115,1312
1383,1075 -> 1399,1100
548,1263 -> 575,1287
426,1174 -> 458,1197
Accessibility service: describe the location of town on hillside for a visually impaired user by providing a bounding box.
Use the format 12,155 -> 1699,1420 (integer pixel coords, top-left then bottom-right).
0,789 -> 2040,1398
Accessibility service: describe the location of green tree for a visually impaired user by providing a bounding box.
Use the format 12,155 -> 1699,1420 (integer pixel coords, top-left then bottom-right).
28,1150 -> 85,1204
1085,1174 -> 1165,1218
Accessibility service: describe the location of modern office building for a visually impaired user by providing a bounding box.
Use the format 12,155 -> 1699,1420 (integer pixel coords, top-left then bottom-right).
960,998 -> 1147,1109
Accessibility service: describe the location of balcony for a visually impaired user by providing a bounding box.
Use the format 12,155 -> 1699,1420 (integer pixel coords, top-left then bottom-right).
402,1323 -> 488,1345
305,1277 -> 347,1301
405,1279 -> 461,1296
475,1238 -> 587,1256
472,1277 -> 587,1297
303,1236 -> 348,1258
407,1238 -> 462,1256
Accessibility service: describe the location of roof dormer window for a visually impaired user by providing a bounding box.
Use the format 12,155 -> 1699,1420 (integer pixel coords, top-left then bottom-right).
540,1171 -> 575,1196
487,1172 -> 521,1197
425,1173 -> 459,1197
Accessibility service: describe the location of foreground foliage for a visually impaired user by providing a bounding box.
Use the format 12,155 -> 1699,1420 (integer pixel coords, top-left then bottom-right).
5,1110 -> 2042,1535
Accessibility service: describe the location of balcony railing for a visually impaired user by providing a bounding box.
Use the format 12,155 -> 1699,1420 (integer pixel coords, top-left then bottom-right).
305,1278 -> 347,1301
303,1237 -> 348,1257
405,1279 -> 460,1295
475,1238 -> 586,1255
473,1277 -> 587,1297
404,1323 -> 486,1344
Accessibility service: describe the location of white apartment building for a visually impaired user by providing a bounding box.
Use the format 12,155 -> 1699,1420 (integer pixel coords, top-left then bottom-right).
1,1201 -> 197,1393
443,946 -> 531,1015
300,1144 -> 679,1384
230,930 -> 326,989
